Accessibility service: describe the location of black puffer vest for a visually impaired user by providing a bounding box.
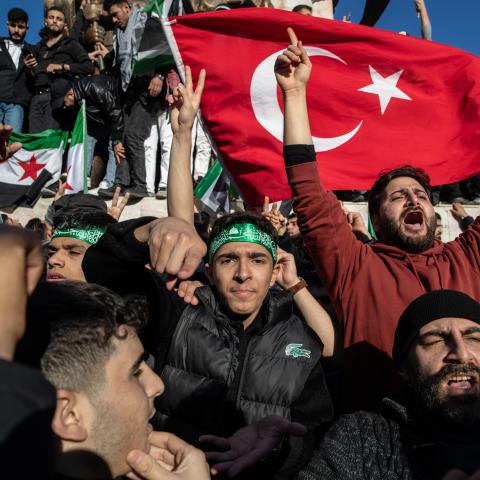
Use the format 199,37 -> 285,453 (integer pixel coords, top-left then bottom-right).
155,286 -> 327,439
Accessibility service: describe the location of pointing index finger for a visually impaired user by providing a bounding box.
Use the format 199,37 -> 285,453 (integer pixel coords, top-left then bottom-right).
287,27 -> 298,46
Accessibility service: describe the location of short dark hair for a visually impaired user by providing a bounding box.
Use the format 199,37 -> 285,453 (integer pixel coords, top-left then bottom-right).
208,211 -> 278,251
45,5 -> 66,21
25,217 -> 47,241
53,211 -> 116,231
368,165 -> 432,220
435,212 -> 442,221
288,213 -> 298,220
22,282 -> 145,395
103,0 -> 130,10
292,4 -> 312,12
8,8 -> 28,24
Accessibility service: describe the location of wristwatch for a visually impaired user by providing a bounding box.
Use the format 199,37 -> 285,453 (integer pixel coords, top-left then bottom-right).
288,277 -> 307,295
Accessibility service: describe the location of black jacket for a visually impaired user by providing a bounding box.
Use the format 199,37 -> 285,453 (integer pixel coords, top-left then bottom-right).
0,359 -> 56,478
83,217 -> 334,478
0,38 -> 32,106
31,35 -> 94,88
298,391 -> 480,480
73,75 -> 124,141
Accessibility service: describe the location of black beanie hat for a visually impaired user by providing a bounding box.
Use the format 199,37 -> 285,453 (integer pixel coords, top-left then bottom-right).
393,290 -> 480,367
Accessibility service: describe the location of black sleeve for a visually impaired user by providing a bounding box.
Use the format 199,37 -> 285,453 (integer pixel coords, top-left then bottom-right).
67,40 -> 94,76
461,216 -> 475,231
0,359 -> 56,478
82,217 -> 187,359
104,90 -> 124,141
88,81 -> 124,141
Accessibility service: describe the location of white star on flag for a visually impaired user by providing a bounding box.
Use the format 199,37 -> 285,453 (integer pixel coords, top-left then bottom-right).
359,66 -> 412,114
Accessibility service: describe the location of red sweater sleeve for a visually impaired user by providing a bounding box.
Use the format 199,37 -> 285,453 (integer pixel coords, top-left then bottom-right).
454,215 -> 480,270
283,145 -> 369,307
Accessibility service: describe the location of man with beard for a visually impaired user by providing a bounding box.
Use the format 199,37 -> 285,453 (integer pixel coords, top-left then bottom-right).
24,6 -> 93,133
275,28 -> 480,411
297,290 -> 480,480
0,8 -> 31,132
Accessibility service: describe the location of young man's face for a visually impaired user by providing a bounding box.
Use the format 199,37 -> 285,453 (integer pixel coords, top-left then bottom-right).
373,176 -> 436,253
47,237 -> 89,282
87,327 -> 164,477
405,317 -> 480,425
44,9 -> 66,36
109,3 -> 131,30
434,217 -> 443,242
286,216 -> 300,237
208,242 -> 277,321
7,20 -> 28,43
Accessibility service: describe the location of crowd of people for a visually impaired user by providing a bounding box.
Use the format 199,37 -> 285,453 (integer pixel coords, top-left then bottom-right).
1,1 -> 480,480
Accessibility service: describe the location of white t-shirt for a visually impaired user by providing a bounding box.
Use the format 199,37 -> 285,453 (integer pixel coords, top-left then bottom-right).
4,39 -> 23,70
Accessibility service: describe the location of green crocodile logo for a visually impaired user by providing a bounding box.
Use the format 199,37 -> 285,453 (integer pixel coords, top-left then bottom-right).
285,343 -> 311,359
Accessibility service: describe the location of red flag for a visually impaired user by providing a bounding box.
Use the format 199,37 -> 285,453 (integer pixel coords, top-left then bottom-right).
169,9 -> 480,206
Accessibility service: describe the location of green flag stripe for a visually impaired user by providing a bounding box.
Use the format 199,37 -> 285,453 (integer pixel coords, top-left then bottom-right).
133,54 -> 174,74
10,129 -> 67,151
70,102 -> 85,146
194,160 -> 223,198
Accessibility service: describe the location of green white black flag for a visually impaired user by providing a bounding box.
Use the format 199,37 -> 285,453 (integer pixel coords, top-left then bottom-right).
0,129 -> 67,208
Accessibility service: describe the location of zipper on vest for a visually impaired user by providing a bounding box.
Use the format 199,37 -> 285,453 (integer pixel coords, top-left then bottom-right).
234,339 -> 253,408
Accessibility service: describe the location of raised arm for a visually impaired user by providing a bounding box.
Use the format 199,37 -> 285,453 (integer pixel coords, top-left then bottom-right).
274,28 -> 312,146
415,0 -> 432,40
167,66 -> 206,224
274,30 -> 369,310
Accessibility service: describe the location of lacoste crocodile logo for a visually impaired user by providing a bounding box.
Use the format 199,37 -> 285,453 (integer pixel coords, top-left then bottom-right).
285,343 -> 311,359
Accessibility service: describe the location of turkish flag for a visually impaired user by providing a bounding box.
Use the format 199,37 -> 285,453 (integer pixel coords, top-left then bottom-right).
169,9 -> 480,206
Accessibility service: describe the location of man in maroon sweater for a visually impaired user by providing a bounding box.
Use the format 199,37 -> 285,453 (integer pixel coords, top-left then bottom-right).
275,29 -> 480,411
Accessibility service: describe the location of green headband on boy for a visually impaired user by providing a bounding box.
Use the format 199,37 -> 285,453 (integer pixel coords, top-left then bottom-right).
208,223 -> 277,263
52,226 -> 106,245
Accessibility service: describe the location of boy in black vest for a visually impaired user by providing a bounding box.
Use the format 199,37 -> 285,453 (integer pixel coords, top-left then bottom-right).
81,69 -> 334,478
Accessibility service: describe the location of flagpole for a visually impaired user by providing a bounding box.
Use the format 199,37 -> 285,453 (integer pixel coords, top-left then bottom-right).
82,100 -> 87,194
161,16 -> 245,208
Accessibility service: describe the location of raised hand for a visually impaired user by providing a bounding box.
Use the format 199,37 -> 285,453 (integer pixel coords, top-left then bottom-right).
261,197 -> 286,234
0,125 -> 22,163
107,186 -> 130,221
274,28 -> 312,94
127,432 -> 210,480
199,415 -> 307,478
450,202 -> 469,222
0,226 -> 43,360
134,217 -> 207,290
275,248 -> 300,289
171,66 -> 206,135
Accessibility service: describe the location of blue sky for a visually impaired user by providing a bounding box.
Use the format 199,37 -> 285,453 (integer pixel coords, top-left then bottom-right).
1,0 -> 478,56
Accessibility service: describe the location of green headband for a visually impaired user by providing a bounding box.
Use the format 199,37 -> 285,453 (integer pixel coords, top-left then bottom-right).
208,223 -> 277,264
52,226 -> 106,245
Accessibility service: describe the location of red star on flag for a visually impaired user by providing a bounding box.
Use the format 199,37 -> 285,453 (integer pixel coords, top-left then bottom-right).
65,165 -> 74,191
18,154 -> 46,181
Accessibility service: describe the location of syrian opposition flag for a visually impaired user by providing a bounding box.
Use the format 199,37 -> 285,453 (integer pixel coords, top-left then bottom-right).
194,159 -> 234,212
65,100 -> 87,195
0,129 -> 67,208
165,9 -> 480,205
132,0 -> 175,75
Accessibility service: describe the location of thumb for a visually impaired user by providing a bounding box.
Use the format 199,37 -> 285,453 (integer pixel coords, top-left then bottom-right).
127,450 -> 170,480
